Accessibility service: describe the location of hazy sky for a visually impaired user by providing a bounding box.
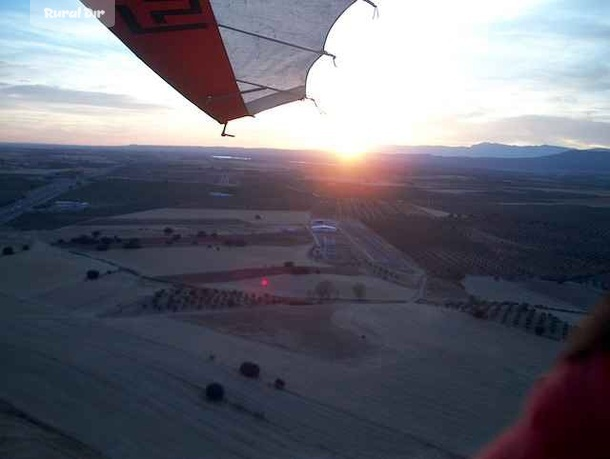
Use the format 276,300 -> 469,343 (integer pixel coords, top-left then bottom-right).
1,0 -> 609,152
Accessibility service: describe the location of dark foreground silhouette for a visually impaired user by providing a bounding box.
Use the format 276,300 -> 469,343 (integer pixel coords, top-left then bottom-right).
476,294 -> 610,459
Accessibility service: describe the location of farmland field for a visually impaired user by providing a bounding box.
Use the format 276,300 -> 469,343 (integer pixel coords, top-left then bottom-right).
2,143 -> 607,459
0,242 -> 113,298
463,275 -> 601,311
92,244 -> 326,277
108,208 -> 311,226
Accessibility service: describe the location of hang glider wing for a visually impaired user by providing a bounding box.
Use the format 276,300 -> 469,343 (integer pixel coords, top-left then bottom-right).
84,0 -> 373,125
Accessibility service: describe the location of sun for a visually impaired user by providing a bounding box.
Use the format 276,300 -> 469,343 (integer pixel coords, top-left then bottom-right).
330,138 -> 369,162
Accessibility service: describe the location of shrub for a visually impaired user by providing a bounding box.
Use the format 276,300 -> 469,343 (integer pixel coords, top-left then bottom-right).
353,282 -> 366,301
96,244 -> 109,251
274,378 -> 286,390
471,308 -> 486,319
86,269 -> 100,280
284,261 -> 295,268
22,244 -> 30,251
205,383 -> 225,402
239,361 -> 260,379
163,227 -> 174,235
123,238 -> 142,249
535,325 -> 545,336
562,323 -> 570,340
72,235 -> 93,245
2,246 -> 14,256
314,280 -> 335,301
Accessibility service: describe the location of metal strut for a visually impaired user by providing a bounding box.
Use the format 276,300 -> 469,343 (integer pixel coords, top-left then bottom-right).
221,123 -> 235,138
236,79 -> 303,95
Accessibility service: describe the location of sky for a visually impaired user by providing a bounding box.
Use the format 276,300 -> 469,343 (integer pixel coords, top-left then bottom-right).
0,0 -> 609,153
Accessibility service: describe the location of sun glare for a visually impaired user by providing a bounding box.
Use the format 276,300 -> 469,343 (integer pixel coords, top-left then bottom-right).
332,140 -> 368,162
319,120 -> 374,162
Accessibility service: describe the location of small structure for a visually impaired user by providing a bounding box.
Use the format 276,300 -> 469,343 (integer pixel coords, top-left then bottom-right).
310,219 -> 338,233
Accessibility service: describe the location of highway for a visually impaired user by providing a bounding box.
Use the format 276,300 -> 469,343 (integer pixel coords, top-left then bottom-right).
0,178 -> 80,226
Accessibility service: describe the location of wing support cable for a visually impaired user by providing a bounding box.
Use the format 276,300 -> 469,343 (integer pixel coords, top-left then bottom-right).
361,0 -> 379,18
306,97 -> 325,115
217,24 -> 336,60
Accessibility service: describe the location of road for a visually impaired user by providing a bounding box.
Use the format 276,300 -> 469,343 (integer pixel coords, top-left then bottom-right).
339,219 -> 427,299
0,178 -> 80,225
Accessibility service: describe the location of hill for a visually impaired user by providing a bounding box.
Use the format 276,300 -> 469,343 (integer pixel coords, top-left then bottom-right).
391,148 -> 610,174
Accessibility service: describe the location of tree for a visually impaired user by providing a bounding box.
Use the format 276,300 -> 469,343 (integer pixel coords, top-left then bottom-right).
2,246 -> 14,256
353,282 -> 366,301
205,383 -> 225,402
22,244 -> 30,251
314,280 -> 335,301
239,361 -> 260,379
86,269 -> 100,280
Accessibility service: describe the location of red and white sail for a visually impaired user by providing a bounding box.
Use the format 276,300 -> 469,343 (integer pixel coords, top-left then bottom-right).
85,0 -> 374,125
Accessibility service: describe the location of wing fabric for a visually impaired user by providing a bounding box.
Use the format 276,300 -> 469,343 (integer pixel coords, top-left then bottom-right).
209,0 -> 355,117
89,0 -> 359,124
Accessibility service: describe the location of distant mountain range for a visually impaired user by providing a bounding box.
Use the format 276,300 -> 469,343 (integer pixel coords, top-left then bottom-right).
2,142 -> 610,174
389,147 -> 610,174
384,143 -> 567,158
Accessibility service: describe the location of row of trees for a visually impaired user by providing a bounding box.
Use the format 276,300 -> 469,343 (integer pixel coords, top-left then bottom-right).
310,280 -> 367,301
125,280 -> 369,315
59,227 -> 252,252
136,286 -> 286,314
444,298 -> 576,341
2,244 -> 30,256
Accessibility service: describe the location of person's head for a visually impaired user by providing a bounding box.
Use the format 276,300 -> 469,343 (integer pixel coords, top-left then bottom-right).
564,294 -> 610,361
